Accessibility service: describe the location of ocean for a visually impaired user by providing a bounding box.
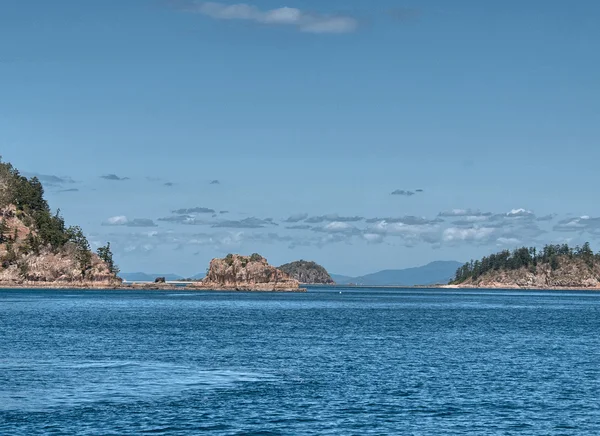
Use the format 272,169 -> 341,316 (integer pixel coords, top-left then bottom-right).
1,287 -> 599,435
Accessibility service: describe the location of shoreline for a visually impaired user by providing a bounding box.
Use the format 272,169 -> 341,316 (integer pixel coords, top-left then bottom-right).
1,282 -> 599,292
0,283 -> 307,292
308,283 -> 600,291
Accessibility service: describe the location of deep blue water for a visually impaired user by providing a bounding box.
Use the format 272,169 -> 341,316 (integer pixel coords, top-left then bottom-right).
1,287 -> 600,435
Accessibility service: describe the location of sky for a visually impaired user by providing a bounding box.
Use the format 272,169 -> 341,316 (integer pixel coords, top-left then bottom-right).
1,0 -> 599,276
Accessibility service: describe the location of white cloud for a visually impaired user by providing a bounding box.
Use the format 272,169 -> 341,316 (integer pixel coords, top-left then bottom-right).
185,2 -> 358,34
322,221 -> 356,233
106,216 -> 128,225
443,227 -> 495,242
363,233 -> 384,244
439,209 -> 491,217
102,216 -> 157,228
506,208 -> 534,217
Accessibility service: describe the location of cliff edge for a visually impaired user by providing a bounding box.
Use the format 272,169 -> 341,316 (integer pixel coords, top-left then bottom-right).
192,253 -> 303,292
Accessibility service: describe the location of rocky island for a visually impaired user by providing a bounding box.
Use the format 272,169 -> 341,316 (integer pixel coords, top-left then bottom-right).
448,243 -> 600,289
0,158 -> 121,288
278,260 -> 335,285
191,253 -> 304,292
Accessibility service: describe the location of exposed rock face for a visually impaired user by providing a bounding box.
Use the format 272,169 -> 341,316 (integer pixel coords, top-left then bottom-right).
193,254 -> 303,292
0,249 -> 120,288
457,258 -> 600,289
278,260 -> 335,284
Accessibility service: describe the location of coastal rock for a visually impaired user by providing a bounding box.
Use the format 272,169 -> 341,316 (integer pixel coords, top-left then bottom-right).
192,253 -> 303,292
454,257 -> 600,289
278,260 -> 335,284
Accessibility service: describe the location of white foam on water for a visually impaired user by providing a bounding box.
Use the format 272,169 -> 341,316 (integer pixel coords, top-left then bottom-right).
0,359 -> 277,412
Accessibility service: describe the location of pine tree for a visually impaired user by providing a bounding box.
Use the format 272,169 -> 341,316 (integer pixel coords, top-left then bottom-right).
97,242 -> 119,276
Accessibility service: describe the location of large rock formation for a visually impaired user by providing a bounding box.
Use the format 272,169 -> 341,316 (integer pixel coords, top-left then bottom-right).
193,253 -> 304,292
0,159 -> 121,288
278,260 -> 335,284
454,259 -> 600,289
450,244 -> 600,289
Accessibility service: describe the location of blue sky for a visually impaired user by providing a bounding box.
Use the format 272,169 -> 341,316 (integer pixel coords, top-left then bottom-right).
1,0 -> 599,276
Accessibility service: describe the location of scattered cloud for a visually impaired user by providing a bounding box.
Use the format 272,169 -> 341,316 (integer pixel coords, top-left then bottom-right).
391,189 -> 416,196
127,219 -> 159,227
212,217 -> 275,229
443,227 -> 496,243
164,182 -> 175,187
506,208 -> 534,218
286,224 -> 311,230
102,216 -> 158,227
158,215 -> 197,224
172,207 -> 216,214
313,221 -> 360,234
284,213 -> 309,223
366,219 -> 441,246
178,1 -> 359,34
105,216 -> 128,226
23,172 -> 76,187
496,237 -> 522,246
210,180 -> 220,185
438,209 -> 492,217
554,216 -> 600,234
363,233 -> 384,244
365,216 -> 440,225
219,210 -> 229,214
101,174 -> 130,181
305,214 -> 363,224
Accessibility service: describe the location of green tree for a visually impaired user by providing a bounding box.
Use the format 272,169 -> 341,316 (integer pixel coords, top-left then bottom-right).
66,226 -> 92,277
3,240 -> 17,265
250,253 -> 263,262
0,219 -> 7,244
97,242 -> 119,275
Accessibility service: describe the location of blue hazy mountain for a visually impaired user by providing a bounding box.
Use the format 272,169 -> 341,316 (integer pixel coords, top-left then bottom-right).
331,261 -> 462,286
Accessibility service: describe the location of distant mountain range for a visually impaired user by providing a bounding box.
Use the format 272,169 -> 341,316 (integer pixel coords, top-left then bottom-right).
121,261 -> 461,285
330,261 -> 462,286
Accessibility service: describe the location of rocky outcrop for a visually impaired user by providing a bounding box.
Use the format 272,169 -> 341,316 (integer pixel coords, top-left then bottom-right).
0,248 -> 120,288
0,159 -> 121,289
192,253 -> 304,292
454,258 -> 600,289
278,260 -> 335,284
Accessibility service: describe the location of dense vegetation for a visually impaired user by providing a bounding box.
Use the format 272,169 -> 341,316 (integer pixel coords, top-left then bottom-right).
279,260 -> 334,284
224,253 -> 263,267
451,243 -> 597,284
0,157 -> 118,278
